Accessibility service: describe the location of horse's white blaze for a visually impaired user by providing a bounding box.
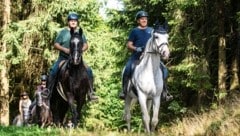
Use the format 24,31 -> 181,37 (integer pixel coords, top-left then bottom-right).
73,38 -> 80,44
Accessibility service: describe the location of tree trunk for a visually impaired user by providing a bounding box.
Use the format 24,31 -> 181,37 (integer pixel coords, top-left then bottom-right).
230,55 -> 239,90
230,46 -> 239,90
217,0 -> 227,101
229,0 -> 240,91
0,0 -> 11,126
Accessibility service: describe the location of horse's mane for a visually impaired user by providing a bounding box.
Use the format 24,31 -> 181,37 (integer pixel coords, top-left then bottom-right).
139,33 -> 154,60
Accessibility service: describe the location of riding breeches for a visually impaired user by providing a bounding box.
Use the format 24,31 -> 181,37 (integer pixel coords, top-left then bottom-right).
49,56 -> 67,77
123,53 -> 141,78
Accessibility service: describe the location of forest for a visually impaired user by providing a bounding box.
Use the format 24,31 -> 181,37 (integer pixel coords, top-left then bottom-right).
0,0 -> 240,135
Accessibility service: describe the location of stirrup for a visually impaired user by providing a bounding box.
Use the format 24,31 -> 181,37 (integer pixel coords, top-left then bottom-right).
88,93 -> 98,102
165,94 -> 173,101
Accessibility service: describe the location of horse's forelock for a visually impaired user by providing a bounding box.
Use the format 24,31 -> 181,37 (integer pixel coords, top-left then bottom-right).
154,26 -> 167,34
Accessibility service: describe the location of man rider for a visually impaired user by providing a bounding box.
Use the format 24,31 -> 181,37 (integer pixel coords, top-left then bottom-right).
119,10 -> 173,101
48,12 -> 98,101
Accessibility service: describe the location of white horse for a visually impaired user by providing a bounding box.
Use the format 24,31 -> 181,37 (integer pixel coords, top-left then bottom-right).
123,22 -> 170,133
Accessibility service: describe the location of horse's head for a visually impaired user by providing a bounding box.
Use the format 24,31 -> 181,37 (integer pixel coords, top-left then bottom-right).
36,88 -> 49,107
152,20 -> 170,60
70,28 -> 84,65
36,91 -> 43,107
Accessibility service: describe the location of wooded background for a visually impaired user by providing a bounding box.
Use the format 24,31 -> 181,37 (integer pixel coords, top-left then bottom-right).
0,0 -> 240,131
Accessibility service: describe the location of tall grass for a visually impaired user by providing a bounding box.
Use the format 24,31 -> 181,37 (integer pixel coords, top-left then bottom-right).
159,92 -> 240,135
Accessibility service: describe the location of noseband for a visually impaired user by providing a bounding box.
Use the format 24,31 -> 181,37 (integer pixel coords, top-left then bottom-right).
146,34 -> 168,54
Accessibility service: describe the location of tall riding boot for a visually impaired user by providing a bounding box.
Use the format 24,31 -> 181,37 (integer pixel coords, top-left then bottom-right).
87,76 -> 98,101
88,89 -> 98,101
119,76 -> 129,100
162,81 -> 173,102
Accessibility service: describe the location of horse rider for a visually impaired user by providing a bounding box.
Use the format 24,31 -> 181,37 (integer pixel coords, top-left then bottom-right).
28,74 -> 49,122
119,10 -> 173,101
19,91 -> 32,125
48,12 -> 98,101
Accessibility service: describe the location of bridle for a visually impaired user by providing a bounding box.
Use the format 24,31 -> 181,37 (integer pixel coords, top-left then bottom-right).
145,31 -> 168,55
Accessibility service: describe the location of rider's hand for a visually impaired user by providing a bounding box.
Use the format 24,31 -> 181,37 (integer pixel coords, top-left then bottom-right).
135,47 -> 143,52
63,48 -> 70,54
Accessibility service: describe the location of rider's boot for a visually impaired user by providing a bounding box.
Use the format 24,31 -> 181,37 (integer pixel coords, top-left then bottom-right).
88,88 -> 98,101
119,76 -> 129,100
87,76 -> 98,101
162,81 -> 173,102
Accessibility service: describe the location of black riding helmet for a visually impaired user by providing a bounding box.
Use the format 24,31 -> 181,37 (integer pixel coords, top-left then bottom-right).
135,11 -> 148,20
41,75 -> 48,81
67,12 -> 79,21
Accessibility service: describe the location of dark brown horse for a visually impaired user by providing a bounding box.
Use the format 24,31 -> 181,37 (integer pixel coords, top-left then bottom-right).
50,28 -> 92,127
35,88 -> 52,127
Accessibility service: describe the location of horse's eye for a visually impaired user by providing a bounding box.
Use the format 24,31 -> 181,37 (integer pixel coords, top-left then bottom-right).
154,36 -> 159,39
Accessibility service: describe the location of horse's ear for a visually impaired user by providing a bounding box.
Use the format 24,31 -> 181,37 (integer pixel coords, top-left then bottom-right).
78,27 -> 83,36
163,20 -> 168,32
153,20 -> 160,29
70,28 -> 75,36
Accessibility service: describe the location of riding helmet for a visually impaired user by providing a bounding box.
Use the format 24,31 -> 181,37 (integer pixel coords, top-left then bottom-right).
67,12 -> 79,21
41,75 -> 48,81
135,11 -> 148,20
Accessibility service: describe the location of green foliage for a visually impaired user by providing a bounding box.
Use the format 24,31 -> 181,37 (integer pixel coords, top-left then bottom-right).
168,0 -> 200,10
82,25 -> 128,130
205,120 -> 222,135
168,100 -> 187,115
236,12 -> 240,23
0,126 -> 60,136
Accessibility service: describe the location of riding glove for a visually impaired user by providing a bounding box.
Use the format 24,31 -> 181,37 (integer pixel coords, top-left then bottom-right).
136,47 -> 143,52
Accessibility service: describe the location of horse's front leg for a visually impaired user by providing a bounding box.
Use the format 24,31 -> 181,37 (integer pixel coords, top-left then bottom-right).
138,91 -> 150,133
67,92 -> 78,127
124,95 -> 133,132
150,95 -> 161,132
76,95 -> 86,122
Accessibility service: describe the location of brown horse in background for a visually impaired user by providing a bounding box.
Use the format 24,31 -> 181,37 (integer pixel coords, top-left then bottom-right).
35,88 -> 52,127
